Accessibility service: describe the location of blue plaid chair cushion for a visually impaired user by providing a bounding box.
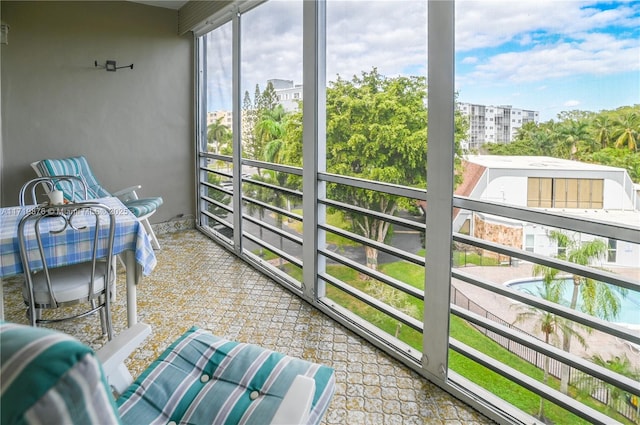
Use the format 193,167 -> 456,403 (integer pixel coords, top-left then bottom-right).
117,327 -> 336,425
0,322 -> 121,425
36,156 -> 163,219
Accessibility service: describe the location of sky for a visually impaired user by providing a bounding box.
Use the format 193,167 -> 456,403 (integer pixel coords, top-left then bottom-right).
206,0 -> 640,122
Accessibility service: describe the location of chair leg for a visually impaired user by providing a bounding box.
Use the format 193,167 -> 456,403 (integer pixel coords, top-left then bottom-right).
141,217 -> 161,250
26,307 -> 42,326
94,299 -> 108,337
104,290 -> 114,341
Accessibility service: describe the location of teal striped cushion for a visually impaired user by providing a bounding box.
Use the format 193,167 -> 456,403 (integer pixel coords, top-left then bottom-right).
117,327 -> 335,425
124,197 -> 163,218
37,156 -> 163,218
0,322 -> 121,425
38,156 -> 111,199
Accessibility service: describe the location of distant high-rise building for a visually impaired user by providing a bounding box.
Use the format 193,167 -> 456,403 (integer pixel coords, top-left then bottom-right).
457,103 -> 539,151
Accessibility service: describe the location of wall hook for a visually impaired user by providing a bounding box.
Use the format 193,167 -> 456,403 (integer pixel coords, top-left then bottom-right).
94,60 -> 134,72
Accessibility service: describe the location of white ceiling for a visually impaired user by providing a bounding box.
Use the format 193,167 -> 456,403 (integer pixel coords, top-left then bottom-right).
129,1 -> 189,10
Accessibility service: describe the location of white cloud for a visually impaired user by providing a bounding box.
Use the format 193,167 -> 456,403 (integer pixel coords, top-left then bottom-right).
455,1 -> 640,51
325,1 -> 427,80
467,34 -> 640,83
204,0 -> 638,113
564,100 -> 582,107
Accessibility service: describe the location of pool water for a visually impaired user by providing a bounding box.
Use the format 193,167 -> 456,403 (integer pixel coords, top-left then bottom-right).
507,278 -> 640,326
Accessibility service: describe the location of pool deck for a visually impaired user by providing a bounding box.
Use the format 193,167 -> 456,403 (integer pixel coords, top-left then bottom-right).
452,263 -> 640,361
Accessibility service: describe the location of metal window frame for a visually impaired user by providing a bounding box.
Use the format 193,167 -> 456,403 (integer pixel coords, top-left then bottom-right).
192,1 -> 640,424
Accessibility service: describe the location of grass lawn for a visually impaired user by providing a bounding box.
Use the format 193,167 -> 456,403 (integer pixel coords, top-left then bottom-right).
417,249 -> 502,267
288,209 -> 364,247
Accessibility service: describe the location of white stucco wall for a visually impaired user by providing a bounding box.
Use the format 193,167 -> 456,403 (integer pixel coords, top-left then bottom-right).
477,169 -> 634,211
461,158 -> 639,267
1,1 -> 193,223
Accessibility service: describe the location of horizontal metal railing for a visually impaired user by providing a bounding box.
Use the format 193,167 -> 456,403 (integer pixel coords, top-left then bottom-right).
453,234 -> 639,293
449,339 -> 617,425
197,156 -> 640,424
451,196 -> 640,423
454,196 -> 639,244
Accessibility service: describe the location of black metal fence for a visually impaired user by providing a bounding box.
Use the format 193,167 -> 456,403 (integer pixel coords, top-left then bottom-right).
451,285 -> 639,423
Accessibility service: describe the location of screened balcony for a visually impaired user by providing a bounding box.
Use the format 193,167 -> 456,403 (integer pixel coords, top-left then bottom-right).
2,0 -> 639,424
197,155 -> 640,425
191,1 -> 639,423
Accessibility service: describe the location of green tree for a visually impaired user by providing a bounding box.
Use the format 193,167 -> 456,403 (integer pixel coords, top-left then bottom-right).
584,148 -> 640,183
256,105 -> 286,152
487,121 -> 557,156
242,174 -> 274,258
591,115 -> 612,149
486,137 -> 542,156
207,116 -> 230,155
369,280 -> 420,339
556,119 -> 591,159
258,81 -> 279,111
205,172 -> 232,221
533,230 -> 625,394
584,354 -> 640,418
242,89 -> 261,162
245,86 -> 288,173
261,106 -> 289,263
325,68 -> 433,270
612,110 -> 639,152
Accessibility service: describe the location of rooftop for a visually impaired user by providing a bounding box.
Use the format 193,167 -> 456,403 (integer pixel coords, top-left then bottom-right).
465,155 -> 626,172
1,229 -> 495,425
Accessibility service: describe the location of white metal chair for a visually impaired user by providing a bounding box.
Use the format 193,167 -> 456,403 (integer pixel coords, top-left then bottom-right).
31,156 -> 162,250
18,202 -> 116,340
19,175 -> 88,206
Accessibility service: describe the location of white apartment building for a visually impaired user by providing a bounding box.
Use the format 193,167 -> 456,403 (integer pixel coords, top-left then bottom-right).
206,110 -> 232,128
455,155 -> 640,268
458,103 -> 539,151
268,79 -> 303,112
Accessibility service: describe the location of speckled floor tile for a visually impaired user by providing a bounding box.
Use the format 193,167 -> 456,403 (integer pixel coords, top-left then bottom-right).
2,229 -> 494,424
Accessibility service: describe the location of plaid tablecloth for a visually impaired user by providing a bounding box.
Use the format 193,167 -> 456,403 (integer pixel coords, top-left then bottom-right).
0,197 -> 156,278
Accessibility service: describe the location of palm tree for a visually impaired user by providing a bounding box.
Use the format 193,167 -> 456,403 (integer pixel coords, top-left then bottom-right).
612,111 -> 639,152
205,173 -> 232,222
585,354 -> 640,418
591,115 -> 612,149
242,174 -> 274,258
513,281 -> 586,421
533,230 -> 626,394
253,104 -> 287,175
556,119 -> 593,159
256,105 -> 286,146
207,117 -> 230,154
263,152 -> 289,269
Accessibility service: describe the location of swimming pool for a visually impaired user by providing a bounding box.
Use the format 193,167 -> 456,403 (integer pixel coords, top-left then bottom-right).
506,277 -> 640,326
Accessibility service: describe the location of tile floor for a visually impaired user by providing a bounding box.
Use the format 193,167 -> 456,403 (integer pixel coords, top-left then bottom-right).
2,229 -> 495,424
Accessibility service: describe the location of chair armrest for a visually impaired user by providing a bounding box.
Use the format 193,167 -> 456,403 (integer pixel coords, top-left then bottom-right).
96,323 -> 151,394
112,185 -> 142,200
270,375 -> 315,425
